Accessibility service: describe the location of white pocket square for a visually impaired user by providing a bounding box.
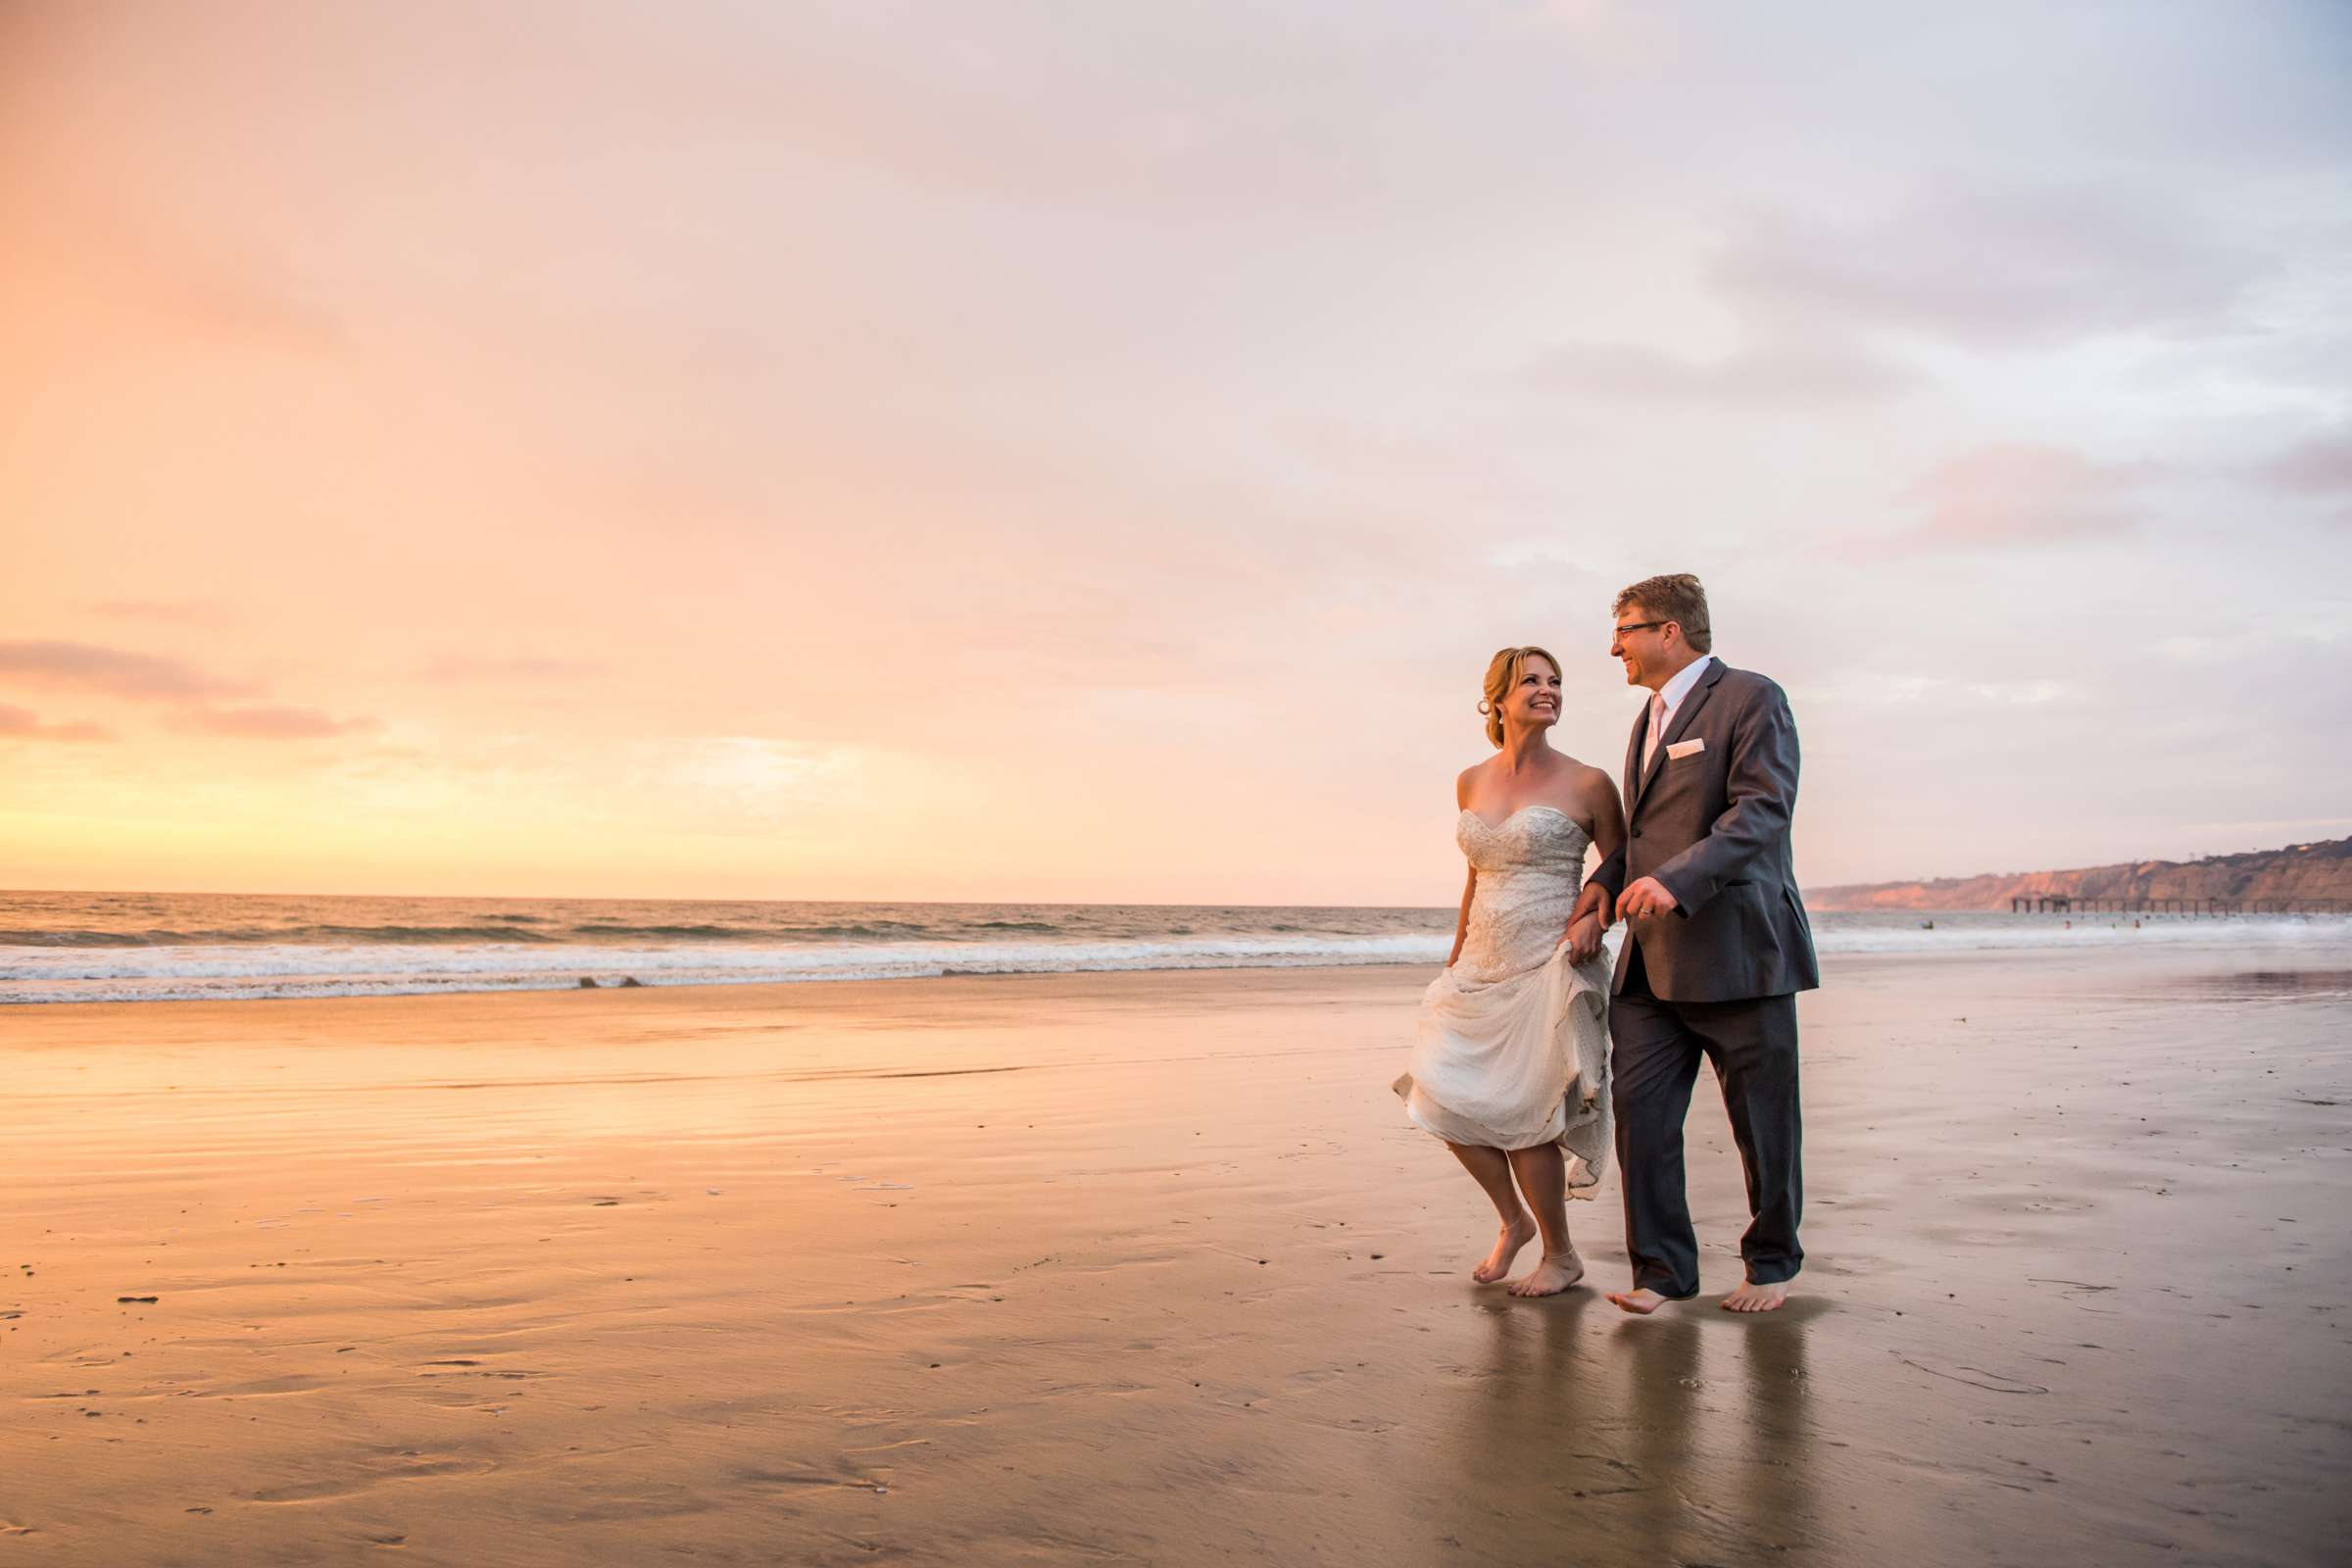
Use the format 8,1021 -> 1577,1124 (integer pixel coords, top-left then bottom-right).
1666,738 -> 1705,760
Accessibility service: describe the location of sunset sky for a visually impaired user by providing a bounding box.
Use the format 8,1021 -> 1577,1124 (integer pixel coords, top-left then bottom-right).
3,1 -> 2348,905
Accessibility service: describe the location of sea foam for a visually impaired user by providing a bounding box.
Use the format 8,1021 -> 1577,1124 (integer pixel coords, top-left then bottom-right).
1,890 -> 2345,1004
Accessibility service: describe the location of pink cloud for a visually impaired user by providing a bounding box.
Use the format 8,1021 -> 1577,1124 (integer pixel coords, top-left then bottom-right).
0,639 -> 256,700
0,703 -> 115,742
1713,183 -> 2263,348
2258,434 -> 2352,495
1877,443 -> 2151,554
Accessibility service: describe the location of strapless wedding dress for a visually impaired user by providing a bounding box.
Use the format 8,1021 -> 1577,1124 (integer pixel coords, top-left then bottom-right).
1395,806 -> 1614,1189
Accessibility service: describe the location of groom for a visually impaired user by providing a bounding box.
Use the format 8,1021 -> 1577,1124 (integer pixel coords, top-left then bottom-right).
1583,574 -> 1817,1314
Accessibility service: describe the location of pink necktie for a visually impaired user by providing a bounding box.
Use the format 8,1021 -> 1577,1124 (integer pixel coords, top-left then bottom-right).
1646,692 -> 1666,767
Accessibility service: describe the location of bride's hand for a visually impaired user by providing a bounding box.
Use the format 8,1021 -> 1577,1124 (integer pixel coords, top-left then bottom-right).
1562,914 -> 1603,964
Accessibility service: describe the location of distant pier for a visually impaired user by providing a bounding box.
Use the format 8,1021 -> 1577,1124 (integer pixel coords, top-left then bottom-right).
2008,895 -> 2349,916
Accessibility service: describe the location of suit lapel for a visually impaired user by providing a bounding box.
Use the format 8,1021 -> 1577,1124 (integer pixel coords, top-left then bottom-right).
1628,658 -> 1724,818
1661,658 -> 1724,752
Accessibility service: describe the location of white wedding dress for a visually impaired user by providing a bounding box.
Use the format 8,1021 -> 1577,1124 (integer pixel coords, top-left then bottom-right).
1394,806 -> 1614,1190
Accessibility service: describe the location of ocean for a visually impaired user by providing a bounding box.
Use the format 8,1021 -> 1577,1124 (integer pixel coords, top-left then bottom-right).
3,889 -> 2346,1004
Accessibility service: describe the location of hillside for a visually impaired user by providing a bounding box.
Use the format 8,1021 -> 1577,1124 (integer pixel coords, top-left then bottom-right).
1805,836 -> 2352,913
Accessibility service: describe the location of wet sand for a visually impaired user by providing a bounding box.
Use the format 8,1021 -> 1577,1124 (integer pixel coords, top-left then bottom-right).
2,947 -> 2347,1565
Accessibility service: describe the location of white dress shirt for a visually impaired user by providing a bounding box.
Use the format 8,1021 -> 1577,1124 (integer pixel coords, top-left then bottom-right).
1642,654 -> 1716,770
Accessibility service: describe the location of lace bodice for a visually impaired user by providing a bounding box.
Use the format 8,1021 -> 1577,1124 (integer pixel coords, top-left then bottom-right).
1453,807 -> 1590,985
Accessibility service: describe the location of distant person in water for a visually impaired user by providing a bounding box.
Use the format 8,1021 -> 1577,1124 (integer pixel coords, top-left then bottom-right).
1588,575 -> 1818,1314
1394,646 -> 1625,1297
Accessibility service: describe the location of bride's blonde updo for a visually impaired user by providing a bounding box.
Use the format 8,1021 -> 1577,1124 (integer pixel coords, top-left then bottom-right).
1477,645 -> 1560,748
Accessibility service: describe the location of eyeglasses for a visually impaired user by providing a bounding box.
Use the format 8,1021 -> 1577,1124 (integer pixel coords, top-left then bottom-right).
1612,620 -> 1668,637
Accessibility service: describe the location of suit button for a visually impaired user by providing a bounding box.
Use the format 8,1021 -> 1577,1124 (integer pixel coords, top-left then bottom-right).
1631,828 -> 1642,839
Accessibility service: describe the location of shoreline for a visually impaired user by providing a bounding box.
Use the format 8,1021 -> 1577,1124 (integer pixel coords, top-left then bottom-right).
7,909 -> 2349,1009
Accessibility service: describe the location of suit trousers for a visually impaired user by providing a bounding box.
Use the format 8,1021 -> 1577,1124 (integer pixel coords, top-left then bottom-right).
1611,938 -> 1804,1298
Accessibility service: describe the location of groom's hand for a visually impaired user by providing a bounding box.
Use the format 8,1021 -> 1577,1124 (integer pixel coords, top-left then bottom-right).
1619,876 -> 1679,920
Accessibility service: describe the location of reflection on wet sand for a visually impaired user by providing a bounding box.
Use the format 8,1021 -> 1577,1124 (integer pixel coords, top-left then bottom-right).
1617,1314 -> 1705,1557
1737,1312 -> 1817,1556
1604,1312 -> 1821,1562
1433,1290 -> 1827,1562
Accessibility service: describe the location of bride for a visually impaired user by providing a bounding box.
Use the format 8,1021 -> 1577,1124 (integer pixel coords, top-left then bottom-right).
1395,645 -> 1625,1297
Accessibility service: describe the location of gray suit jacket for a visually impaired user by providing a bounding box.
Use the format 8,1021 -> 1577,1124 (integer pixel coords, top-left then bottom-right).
1592,659 -> 1819,1003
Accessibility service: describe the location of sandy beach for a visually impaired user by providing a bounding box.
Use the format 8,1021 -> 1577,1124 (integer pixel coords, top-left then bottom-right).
3,945 -> 2347,1566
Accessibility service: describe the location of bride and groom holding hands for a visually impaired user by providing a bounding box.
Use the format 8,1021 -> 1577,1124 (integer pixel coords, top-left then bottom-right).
1395,573 -> 1817,1314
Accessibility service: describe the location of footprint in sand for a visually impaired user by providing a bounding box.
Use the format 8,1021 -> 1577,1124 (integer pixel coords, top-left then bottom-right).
250,1453 -> 494,1504
197,1374 -> 330,1398
733,1464 -> 893,1494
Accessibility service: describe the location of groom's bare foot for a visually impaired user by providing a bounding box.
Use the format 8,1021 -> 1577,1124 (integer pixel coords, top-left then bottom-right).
1722,1279 -> 1789,1313
1507,1250 -> 1585,1298
1472,1216 -> 1537,1284
1606,1287 -> 1675,1315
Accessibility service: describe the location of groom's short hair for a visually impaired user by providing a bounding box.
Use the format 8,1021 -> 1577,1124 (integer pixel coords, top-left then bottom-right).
1614,574 -> 1712,653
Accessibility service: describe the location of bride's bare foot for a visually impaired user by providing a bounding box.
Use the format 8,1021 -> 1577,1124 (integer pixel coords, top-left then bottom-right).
1606,1287 -> 1674,1315
1722,1279 -> 1789,1313
1473,1215 -> 1538,1284
1506,1250 -> 1585,1298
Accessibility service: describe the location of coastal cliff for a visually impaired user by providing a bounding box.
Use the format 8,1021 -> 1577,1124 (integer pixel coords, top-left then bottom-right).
1805,836 -> 2352,912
